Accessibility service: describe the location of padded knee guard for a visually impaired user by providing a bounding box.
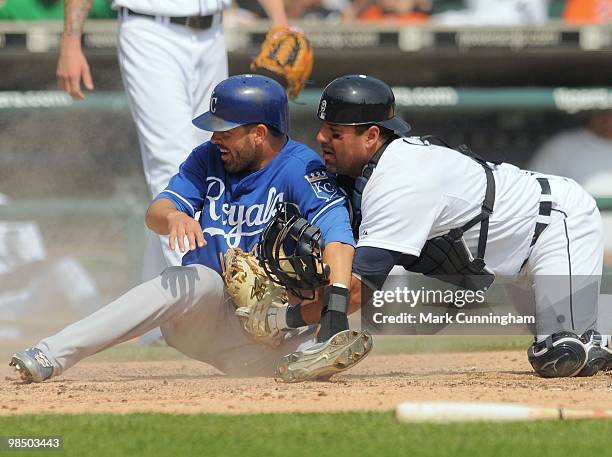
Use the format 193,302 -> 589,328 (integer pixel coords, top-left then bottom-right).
528,331 -> 612,378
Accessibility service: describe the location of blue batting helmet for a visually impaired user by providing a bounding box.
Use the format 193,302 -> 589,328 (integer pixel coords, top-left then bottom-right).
192,74 -> 289,134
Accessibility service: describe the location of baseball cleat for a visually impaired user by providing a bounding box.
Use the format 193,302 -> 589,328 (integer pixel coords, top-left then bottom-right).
577,330 -> 612,376
9,347 -> 54,383
276,329 -> 373,383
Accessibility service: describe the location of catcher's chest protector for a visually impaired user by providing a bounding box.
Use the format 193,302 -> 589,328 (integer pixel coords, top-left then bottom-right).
348,139 -> 496,291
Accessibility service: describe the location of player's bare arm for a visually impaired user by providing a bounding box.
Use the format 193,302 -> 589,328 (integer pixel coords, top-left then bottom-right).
297,241 -> 354,323
145,198 -> 206,253
57,0 -> 95,100
256,0 -> 288,26
324,242 -> 354,288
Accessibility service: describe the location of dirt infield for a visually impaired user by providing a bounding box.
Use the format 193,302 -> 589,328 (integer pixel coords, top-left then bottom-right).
1,351 -> 611,415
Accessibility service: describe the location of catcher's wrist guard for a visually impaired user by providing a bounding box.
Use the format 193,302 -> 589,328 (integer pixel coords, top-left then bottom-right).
322,283 -> 349,314
317,284 -> 350,342
250,26 -> 314,100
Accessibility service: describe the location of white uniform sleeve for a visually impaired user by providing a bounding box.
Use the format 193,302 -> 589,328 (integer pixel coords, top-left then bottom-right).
356,148 -> 445,256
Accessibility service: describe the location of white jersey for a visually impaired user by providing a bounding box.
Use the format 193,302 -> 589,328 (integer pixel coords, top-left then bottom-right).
357,137 -> 542,275
112,0 -> 230,16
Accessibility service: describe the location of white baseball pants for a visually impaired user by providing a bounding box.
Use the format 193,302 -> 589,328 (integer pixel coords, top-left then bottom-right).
522,176 -> 606,338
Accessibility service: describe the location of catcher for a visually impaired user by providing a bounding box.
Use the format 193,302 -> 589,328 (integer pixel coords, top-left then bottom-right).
314,74 -> 612,378
9,75 -> 371,384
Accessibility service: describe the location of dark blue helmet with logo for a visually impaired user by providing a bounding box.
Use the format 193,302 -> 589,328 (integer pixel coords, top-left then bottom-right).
192,74 -> 289,134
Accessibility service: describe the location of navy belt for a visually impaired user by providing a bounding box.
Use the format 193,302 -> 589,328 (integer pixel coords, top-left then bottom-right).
121,7 -> 214,30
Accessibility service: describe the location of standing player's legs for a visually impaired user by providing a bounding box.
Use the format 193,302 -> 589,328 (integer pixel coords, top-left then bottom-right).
117,14 -> 228,278
525,178 -> 611,376
117,15 -> 227,344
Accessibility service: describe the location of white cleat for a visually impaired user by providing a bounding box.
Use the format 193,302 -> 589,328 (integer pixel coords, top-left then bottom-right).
276,329 -> 373,383
9,347 -> 54,383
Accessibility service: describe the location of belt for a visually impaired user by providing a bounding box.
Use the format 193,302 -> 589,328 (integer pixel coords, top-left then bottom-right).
120,7 -> 214,30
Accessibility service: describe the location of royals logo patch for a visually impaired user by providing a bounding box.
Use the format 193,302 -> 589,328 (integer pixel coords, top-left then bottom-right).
305,171 -> 338,202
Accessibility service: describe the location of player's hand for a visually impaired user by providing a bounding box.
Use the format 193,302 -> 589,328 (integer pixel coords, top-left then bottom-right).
165,211 -> 206,253
56,35 -> 94,100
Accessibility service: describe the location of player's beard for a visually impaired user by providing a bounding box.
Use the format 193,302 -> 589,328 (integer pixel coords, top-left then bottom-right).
221,146 -> 258,173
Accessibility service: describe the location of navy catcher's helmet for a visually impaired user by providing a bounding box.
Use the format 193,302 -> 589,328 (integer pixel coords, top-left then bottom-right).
317,74 -> 410,135
258,202 -> 330,299
193,74 -> 289,134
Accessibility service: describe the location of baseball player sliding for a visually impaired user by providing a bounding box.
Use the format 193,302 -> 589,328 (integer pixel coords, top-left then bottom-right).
298,74 -> 609,378
9,75 -> 370,384
56,0 -> 313,285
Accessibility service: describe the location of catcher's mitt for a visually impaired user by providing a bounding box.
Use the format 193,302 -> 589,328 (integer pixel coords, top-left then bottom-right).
222,247 -> 289,347
250,26 -> 314,100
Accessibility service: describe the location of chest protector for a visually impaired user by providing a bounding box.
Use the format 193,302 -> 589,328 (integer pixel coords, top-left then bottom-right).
349,138 -> 496,292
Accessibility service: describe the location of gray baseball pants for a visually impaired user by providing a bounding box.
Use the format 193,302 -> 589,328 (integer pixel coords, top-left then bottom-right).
36,264 -> 314,378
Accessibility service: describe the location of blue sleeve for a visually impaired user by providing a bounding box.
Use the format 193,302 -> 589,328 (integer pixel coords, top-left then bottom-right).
288,158 -> 354,247
313,205 -> 355,247
353,247 -> 418,290
153,145 -> 209,217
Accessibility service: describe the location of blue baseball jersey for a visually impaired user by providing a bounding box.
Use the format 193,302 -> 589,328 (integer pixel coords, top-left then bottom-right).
155,138 -> 355,274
